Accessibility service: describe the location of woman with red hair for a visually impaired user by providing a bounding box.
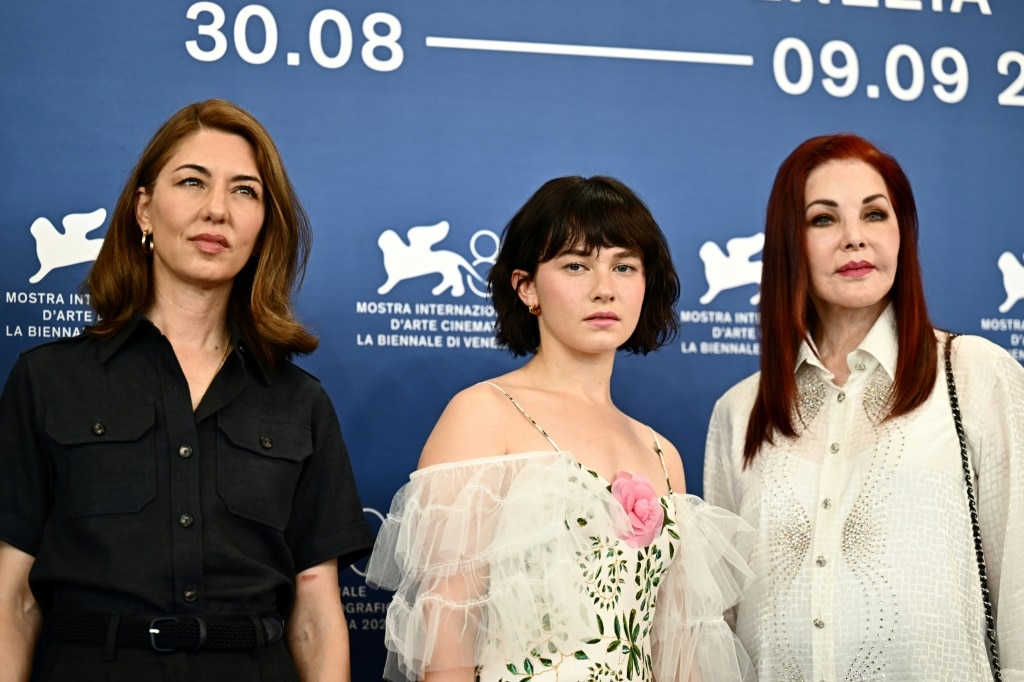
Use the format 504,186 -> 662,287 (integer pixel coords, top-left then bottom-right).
704,134 -> 1023,680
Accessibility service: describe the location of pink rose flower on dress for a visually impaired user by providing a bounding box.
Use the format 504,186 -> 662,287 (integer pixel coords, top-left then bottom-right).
610,471 -> 664,548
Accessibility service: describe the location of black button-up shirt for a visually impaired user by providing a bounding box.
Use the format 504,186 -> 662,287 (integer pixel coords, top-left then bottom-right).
0,316 -> 374,617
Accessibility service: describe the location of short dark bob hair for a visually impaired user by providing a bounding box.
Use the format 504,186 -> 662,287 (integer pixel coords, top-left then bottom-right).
489,175 -> 679,356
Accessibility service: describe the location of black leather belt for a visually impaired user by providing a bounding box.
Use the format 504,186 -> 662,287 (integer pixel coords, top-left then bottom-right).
48,612 -> 285,653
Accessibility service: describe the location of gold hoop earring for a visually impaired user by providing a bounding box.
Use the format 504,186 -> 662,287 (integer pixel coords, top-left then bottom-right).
528,304 -> 540,316
141,230 -> 154,255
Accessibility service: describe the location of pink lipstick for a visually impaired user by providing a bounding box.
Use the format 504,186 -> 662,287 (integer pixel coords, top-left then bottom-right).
585,312 -> 620,328
190,233 -> 229,253
837,260 -> 874,277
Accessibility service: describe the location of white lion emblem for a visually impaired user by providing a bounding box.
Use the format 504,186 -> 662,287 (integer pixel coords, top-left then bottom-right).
377,220 -> 485,297
997,251 -> 1024,313
697,232 -> 764,305
29,208 -> 107,284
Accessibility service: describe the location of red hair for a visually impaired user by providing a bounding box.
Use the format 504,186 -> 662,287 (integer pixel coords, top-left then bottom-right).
743,134 -> 936,467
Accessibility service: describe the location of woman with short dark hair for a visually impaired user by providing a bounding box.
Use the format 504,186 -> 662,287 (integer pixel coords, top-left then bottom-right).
369,175 -> 754,681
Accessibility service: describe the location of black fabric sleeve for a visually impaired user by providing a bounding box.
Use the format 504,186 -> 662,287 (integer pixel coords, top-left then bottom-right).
284,386 -> 374,572
0,355 -> 52,556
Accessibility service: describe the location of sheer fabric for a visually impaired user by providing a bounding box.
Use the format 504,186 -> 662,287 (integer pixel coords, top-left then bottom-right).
367,451 -> 755,681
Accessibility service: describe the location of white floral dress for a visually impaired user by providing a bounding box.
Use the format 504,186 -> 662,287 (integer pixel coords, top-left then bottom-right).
367,386 -> 755,682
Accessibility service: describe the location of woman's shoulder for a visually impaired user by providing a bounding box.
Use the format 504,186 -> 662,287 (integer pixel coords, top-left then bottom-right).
445,379 -> 515,411
949,331 -> 1014,358
437,379 -> 523,431
417,377 -> 533,468
946,332 -> 1023,378
639,422 -> 680,457
19,333 -> 96,360
257,359 -> 338,412
9,334 -> 107,384
712,371 -> 762,414
276,357 -> 322,382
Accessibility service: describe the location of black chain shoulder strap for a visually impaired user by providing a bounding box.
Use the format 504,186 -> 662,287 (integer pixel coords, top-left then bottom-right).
943,332 -> 1002,680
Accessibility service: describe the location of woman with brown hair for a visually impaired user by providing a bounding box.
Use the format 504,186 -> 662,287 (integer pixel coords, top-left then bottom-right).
0,99 -> 373,681
704,133 -> 1024,680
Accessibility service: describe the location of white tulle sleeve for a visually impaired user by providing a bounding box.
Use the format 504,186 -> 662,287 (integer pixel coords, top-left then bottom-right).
651,494 -> 756,682
365,452 -> 600,682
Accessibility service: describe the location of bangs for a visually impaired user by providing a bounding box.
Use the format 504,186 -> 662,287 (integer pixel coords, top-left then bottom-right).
537,199 -> 649,263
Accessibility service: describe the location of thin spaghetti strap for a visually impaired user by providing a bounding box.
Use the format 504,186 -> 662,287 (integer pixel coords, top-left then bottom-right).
481,382 -> 561,452
648,427 -> 673,494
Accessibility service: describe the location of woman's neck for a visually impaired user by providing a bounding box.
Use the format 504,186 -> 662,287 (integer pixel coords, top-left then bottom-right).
146,283 -> 235,411
146,282 -> 232,351
518,346 -> 616,403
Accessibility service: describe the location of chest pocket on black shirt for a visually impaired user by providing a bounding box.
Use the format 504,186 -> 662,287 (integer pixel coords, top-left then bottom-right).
216,412 -> 313,531
44,404 -> 157,518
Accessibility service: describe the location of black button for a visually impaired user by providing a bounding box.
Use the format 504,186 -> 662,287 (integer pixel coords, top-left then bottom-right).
259,435 -> 272,449
92,422 -> 106,436
183,587 -> 198,602
178,445 -> 193,459
179,514 -> 194,528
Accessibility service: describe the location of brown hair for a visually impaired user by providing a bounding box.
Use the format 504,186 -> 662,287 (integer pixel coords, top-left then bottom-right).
743,133 -> 936,466
489,175 -> 679,356
86,99 -> 316,368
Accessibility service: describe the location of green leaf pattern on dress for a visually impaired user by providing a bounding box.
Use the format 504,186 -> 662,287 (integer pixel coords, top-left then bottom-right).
478,472 -> 677,681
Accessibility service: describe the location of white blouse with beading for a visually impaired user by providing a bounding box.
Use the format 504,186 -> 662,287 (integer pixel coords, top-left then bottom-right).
704,306 -> 1024,682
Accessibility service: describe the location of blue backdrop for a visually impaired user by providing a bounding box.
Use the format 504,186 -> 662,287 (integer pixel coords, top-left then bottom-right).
2,0 -> 1021,677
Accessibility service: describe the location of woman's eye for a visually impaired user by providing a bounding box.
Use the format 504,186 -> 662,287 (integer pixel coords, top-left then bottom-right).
613,263 -> 637,273
566,262 -> 584,272
179,177 -> 203,188
865,209 -> 887,221
808,214 -> 834,227
235,185 -> 260,199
